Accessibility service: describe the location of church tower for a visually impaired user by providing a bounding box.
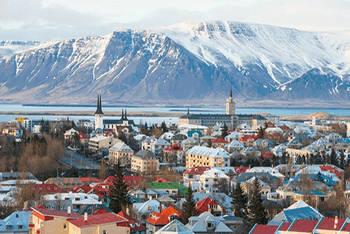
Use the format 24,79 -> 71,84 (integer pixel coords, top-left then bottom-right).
94,95 -> 104,130
226,87 -> 235,115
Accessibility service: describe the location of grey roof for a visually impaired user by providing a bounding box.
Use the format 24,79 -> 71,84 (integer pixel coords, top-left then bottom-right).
134,150 -> 157,159
103,119 -> 135,125
222,214 -> 244,222
187,212 -> 232,233
235,172 -> 278,184
156,219 -> 194,234
158,194 -> 175,202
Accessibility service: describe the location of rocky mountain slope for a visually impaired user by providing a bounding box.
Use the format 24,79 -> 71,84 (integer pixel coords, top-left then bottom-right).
0,21 -> 350,106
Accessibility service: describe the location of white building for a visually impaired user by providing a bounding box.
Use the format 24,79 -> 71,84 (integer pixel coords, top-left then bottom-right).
200,168 -> 230,193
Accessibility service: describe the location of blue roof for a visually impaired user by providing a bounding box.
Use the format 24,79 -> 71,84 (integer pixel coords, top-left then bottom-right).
187,130 -> 203,138
294,190 -> 327,196
268,206 -> 322,225
0,211 -> 32,232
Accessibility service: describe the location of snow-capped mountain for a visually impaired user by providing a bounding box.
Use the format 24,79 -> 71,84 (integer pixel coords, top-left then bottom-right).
0,41 -> 44,59
0,21 -> 350,106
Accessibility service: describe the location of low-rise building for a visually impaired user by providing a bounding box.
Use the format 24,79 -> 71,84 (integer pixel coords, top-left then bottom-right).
131,150 -> 159,173
88,136 -> 121,154
186,146 -> 230,169
109,141 -> 134,166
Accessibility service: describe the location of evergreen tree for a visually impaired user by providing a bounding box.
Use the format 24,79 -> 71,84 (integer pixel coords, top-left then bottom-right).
161,122 -> 168,133
257,126 -> 265,139
233,183 -> 247,219
221,123 -> 229,139
247,177 -> 268,225
109,162 -> 130,213
182,185 -> 198,224
340,150 -> 345,169
330,148 -> 338,166
281,151 -> 287,164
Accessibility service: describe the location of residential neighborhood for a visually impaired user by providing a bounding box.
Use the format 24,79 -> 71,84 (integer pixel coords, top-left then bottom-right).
2,94 -> 350,234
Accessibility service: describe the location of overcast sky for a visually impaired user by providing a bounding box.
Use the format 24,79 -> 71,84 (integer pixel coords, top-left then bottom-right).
1,0 -> 350,41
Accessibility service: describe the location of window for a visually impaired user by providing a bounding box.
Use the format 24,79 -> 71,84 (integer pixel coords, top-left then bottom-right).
103,231 -> 106,234
63,224 -> 67,229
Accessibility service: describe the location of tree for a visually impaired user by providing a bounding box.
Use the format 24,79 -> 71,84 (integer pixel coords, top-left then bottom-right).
182,185 -> 198,224
109,162 -> 130,213
233,183 -> 248,219
281,151 -> 287,164
221,123 -> 229,139
247,177 -> 268,225
161,122 -> 168,133
330,149 -> 338,166
257,126 -> 265,139
340,150 -> 345,169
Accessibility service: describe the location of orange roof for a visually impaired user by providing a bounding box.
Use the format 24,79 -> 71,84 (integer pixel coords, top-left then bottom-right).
78,177 -> 101,183
146,206 -> 182,226
250,224 -> 279,234
71,186 -> 93,194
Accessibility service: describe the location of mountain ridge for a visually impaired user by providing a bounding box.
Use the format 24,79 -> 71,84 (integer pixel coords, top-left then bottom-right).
1,21 -> 350,106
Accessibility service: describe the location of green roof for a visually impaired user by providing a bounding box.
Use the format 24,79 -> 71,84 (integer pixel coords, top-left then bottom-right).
147,182 -> 188,195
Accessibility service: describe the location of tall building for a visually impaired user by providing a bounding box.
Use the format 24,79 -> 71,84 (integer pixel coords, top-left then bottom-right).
226,87 -> 235,115
94,95 -> 104,130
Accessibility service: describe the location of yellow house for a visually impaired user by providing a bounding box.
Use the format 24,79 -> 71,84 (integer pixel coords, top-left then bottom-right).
186,146 -> 230,169
29,206 -> 81,234
109,141 -> 134,166
131,150 -> 159,173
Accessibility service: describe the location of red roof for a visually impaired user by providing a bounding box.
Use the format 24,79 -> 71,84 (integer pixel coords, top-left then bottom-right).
342,223 -> 350,231
289,220 -> 319,232
78,132 -> 88,139
320,166 -> 343,177
104,131 -> 116,137
195,197 -> 226,214
184,166 -> 210,175
31,184 -> 63,193
71,186 -> 93,194
211,137 -> 229,144
239,135 -> 255,142
250,224 -> 279,234
146,206 -> 182,226
317,217 -> 346,231
33,207 -> 81,219
262,151 -> 273,159
68,213 -> 128,228
118,211 -> 147,232
279,222 -> 291,231
78,177 -> 101,183
234,166 -> 249,174
163,144 -> 183,151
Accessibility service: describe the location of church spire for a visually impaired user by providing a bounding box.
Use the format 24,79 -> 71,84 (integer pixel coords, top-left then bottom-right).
125,109 -> 128,120
187,107 -> 190,115
121,109 -> 124,120
229,87 -> 232,98
94,95 -> 104,115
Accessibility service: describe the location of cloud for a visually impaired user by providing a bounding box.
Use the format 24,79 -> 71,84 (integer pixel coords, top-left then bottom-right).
0,0 -> 350,41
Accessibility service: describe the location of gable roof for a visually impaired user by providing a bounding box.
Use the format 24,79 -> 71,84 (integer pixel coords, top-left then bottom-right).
118,211 -> 147,232
146,206 -> 182,226
187,146 -> 229,158
33,207 -> 81,219
195,197 -> 226,214
155,219 -> 194,234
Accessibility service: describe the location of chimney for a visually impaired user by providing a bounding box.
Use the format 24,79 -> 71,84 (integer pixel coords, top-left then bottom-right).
84,212 -> 88,222
67,206 -> 71,215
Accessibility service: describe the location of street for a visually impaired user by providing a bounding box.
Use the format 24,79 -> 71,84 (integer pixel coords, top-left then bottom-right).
60,148 -> 101,170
